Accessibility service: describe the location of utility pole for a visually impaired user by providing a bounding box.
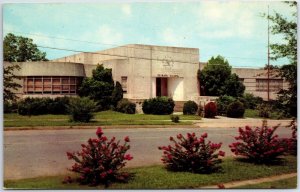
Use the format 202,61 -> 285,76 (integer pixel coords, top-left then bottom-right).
267,5 -> 270,101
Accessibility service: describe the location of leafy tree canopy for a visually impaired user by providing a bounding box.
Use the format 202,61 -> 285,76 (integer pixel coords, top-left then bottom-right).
198,55 -> 244,97
267,2 -> 297,117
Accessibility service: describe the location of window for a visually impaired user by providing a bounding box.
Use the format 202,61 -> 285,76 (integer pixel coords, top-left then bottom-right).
23,76 -> 81,95
121,76 -> 127,93
256,79 -> 283,92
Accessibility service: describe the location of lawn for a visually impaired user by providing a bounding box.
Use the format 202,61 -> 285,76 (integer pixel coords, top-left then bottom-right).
244,109 -> 285,119
4,156 -> 297,189
4,110 -> 201,127
237,176 -> 297,189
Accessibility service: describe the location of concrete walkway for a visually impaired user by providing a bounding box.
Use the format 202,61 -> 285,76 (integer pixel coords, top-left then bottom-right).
201,173 -> 297,189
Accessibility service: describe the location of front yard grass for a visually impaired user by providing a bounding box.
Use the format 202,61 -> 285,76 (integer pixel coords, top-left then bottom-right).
244,109 -> 286,119
4,110 -> 201,127
4,156 -> 297,189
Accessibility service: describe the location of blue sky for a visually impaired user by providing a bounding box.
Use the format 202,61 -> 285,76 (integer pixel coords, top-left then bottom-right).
3,0 -> 297,68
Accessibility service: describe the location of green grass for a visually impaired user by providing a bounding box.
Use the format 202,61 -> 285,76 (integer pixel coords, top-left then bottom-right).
244,109 -> 285,119
237,176 -> 297,189
4,156 -> 297,189
4,111 -> 201,127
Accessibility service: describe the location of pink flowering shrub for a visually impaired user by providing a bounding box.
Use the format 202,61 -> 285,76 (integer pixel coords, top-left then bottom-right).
66,127 -> 133,186
229,125 -> 290,163
158,132 -> 225,173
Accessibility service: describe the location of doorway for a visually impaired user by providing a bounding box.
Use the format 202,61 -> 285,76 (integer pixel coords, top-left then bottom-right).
156,78 -> 168,97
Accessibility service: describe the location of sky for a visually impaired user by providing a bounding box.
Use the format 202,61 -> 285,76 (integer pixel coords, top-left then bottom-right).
2,0 -> 297,68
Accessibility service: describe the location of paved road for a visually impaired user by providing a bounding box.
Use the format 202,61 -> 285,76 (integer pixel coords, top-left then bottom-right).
4,126 -> 292,180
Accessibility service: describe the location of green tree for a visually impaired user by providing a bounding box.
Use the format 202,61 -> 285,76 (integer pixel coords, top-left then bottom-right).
3,33 -> 48,103
198,55 -> 244,97
267,2 -> 297,117
78,65 -> 114,110
112,81 -> 123,107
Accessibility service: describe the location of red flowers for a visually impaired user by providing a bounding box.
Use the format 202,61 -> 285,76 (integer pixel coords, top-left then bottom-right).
159,132 -> 224,173
124,136 -> 130,142
66,128 -> 132,186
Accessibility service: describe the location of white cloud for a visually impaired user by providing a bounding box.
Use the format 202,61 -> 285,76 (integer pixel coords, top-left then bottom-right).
121,4 -> 132,16
161,28 -> 183,46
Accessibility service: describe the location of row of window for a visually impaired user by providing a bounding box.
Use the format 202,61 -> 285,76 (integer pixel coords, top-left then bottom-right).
23,76 -> 82,94
239,78 -> 283,92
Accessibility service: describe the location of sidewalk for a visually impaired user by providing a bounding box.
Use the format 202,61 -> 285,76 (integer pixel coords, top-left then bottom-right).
201,172 -> 297,188
195,116 -> 293,128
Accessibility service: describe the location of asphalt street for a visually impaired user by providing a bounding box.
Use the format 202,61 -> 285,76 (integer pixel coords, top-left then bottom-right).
4,126 -> 292,180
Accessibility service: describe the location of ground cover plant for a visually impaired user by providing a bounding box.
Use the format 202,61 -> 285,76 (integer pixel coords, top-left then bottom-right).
4,111 -> 200,127
65,127 -> 133,187
229,124 -> 291,164
159,132 -> 225,173
4,156 -> 296,189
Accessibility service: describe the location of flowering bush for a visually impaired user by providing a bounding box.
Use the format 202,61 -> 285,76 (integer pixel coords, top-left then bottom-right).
204,102 -> 217,118
158,132 -> 225,173
229,124 -> 290,163
66,127 -> 133,186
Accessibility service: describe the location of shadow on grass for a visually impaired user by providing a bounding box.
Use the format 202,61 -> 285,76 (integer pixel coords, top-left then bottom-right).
235,157 -> 286,166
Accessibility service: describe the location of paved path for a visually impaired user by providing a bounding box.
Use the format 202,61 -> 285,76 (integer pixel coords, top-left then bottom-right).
4,124 -> 293,180
201,173 -> 297,189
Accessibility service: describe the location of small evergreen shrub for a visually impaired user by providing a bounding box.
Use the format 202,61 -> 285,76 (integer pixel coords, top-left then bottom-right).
142,97 -> 175,115
4,101 -> 18,113
229,125 -> 290,164
112,81 -> 123,107
170,115 -> 180,123
68,97 -> 96,122
183,100 -> 198,115
242,93 -> 263,109
66,128 -> 133,187
257,103 -> 271,118
158,132 -> 225,173
227,101 -> 245,118
216,95 -> 235,116
204,102 -> 217,118
116,99 -> 136,114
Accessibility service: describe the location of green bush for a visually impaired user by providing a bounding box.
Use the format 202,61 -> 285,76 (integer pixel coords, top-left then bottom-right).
227,101 -> 245,118
112,81 -> 123,107
241,93 -> 263,109
116,99 -> 136,114
4,101 -> 18,113
257,103 -> 271,118
142,97 -> 175,115
216,95 -> 235,116
170,115 -> 180,123
204,102 -> 217,118
183,100 -> 198,115
68,97 -> 96,122
17,97 -> 70,116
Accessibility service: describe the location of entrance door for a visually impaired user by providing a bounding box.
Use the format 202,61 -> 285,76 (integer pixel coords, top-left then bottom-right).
156,78 -> 168,97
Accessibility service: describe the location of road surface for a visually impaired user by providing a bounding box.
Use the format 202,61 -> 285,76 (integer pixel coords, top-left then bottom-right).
4,126 -> 292,180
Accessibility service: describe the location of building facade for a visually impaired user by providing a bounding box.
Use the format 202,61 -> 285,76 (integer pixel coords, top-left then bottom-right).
4,44 -> 288,103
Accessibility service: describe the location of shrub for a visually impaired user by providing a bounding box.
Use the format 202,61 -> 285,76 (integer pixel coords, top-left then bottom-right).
216,95 -> 235,116
142,97 -> 175,115
116,99 -> 136,114
183,100 -> 198,115
197,105 -> 204,117
287,119 -> 297,156
241,93 -> 263,109
170,115 -> 180,123
66,127 -> 133,187
227,101 -> 245,118
68,97 -> 96,122
112,81 -> 123,107
17,97 -> 70,116
204,102 -> 217,118
158,132 -> 225,173
229,125 -> 290,164
4,101 -> 18,113
257,103 -> 271,118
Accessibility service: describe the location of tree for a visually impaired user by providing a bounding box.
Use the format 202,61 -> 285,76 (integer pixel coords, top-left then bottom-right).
3,33 -> 48,103
198,55 -> 245,97
267,2 -> 297,117
111,81 -> 123,107
78,65 -> 114,110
